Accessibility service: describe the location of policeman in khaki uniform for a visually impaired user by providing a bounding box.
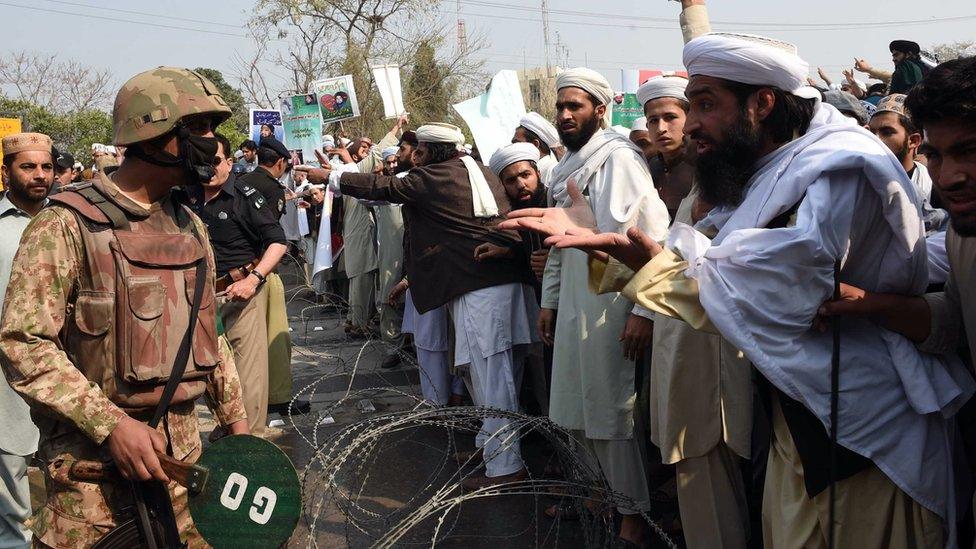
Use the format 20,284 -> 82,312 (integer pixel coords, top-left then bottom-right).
180,133 -> 288,438
0,67 -> 248,548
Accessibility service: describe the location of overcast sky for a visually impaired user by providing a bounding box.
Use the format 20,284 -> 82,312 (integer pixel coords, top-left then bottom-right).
4,0 -> 975,102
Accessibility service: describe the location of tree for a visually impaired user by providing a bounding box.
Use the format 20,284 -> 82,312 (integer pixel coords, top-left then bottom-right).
0,96 -> 113,166
404,39 -> 455,126
0,51 -> 113,112
235,0 -> 486,139
194,67 -> 248,134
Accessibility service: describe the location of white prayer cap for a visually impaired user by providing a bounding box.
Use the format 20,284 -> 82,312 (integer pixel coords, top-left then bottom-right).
683,33 -> 810,96
556,67 -> 614,105
488,142 -> 540,177
381,146 -> 399,161
556,68 -> 614,128
518,112 -> 560,148
637,74 -> 689,106
630,117 -> 647,132
416,123 -> 465,148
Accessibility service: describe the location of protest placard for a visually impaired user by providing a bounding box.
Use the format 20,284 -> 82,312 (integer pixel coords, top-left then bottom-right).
310,76 -> 360,125
370,64 -> 405,119
452,69 -> 526,163
249,109 -> 284,144
281,94 -> 324,167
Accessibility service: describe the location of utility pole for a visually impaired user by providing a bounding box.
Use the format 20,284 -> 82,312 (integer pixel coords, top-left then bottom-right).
456,0 -> 467,56
541,0 -> 552,76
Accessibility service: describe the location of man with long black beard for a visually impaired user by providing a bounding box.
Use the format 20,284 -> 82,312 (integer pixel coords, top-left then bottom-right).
506,34 -> 971,547
300,123 -> 538,491
0,67 -> 248,547
529,67 -> 669,546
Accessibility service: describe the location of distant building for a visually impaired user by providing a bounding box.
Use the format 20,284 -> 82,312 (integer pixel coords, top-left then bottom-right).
517,67 -> 563,119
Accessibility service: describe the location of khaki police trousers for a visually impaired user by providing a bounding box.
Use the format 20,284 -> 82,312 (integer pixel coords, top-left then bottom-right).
265,273 -> 293,405
221,283 -> 269,437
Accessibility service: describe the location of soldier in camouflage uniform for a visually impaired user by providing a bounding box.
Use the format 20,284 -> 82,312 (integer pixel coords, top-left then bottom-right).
0,67 -> 249,548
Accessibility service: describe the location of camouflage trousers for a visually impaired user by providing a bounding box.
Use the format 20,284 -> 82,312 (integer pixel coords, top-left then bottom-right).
30,401 -> 209,548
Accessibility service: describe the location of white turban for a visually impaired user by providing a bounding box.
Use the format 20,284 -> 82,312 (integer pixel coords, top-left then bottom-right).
381,146 -> 399,161
683,33 -> 810,96
488,142 -> 540,177
637,74 -> 689,106
416,122 -> 497,218
556,67 -> 614,128
630,117 -> 647,132
415,123 -> 466,147
518,112 -> 560,148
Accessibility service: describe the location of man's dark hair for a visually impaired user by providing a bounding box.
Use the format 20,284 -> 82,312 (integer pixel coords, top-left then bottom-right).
518,126 -> 551,155
897,114 -> 919,135
425,142 -> 459,164
214,133 -> 231,158
399,131 -> 418,147
724,81 -> 817,143
905,56 -> 976,132
241,139 -> 258,151
257,146 -> 283,166
867,83 -> 887,97
2,154 -> 14,168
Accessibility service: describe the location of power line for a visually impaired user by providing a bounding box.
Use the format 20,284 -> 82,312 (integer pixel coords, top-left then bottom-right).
0,1 -> 245,38
39,0 -> 243,29
457,0 -> 976,30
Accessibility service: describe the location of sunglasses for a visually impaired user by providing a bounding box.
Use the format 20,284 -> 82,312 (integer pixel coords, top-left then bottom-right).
211,156 -> 227,166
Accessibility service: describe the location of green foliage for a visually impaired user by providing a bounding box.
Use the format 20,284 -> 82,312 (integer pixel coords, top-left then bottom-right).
0,96 -> 112,166
194,67 -> 249,134
404,40 -> 456,127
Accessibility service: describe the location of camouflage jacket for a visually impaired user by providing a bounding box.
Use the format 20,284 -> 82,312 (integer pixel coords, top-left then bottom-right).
0,174 -> 246,460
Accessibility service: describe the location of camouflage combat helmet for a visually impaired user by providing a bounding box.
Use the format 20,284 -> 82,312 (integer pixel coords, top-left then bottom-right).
112,67 -> 232,146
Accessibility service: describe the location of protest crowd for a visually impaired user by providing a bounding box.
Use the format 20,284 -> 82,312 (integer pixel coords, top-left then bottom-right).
1,0 -> 976,547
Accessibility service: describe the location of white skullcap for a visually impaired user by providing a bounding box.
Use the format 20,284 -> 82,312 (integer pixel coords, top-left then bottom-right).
557,67 -> 614,128
416,123 -> 465,148
518,112 -> 560,148
637,74 -> 689,106
683,33 -> 810,96
630,117 -> 647,132
488,142 -> 540,177
556,68 -> 613,105
381,146 -> 399,161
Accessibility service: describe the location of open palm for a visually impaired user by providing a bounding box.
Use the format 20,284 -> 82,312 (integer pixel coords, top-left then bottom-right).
497,179 -> 597,238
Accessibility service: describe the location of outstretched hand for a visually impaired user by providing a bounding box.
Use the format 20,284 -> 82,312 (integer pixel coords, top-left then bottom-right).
497,179 -> 596,238
294,150 -> 332,184
546,226 -> 662,272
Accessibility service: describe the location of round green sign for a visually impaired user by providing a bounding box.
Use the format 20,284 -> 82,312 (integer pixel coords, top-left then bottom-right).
190,435 -> 301,549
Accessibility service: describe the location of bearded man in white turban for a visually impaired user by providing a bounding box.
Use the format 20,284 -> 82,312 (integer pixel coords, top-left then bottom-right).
513,112 -> 563,186
301,123 -> 540,491
529,67 -> 670,546
508,33 -> 972,548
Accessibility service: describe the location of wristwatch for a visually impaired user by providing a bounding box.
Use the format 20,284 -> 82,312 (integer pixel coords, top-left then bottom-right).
250,270 -> 267,285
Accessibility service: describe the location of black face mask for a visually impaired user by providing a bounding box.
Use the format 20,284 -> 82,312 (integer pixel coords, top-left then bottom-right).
126,126 -> 218,186
177,128 -> 218,185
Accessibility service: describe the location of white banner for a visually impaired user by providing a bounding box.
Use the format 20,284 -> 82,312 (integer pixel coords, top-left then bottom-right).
312,189 -> 334,275
452,70 -> 526,163
370,64 -> 406,119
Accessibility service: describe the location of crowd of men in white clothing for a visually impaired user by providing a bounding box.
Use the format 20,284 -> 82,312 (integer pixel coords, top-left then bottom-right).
2,0 -> 976,547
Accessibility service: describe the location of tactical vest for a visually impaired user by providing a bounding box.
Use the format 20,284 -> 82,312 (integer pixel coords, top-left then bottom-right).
48,179 -> 219,409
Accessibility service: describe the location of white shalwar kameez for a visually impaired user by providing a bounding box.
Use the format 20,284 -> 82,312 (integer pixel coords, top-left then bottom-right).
622,103 -> 974,540
451,282 -> 539,477
402,289 -> 462,405
543,129 -> 670,512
